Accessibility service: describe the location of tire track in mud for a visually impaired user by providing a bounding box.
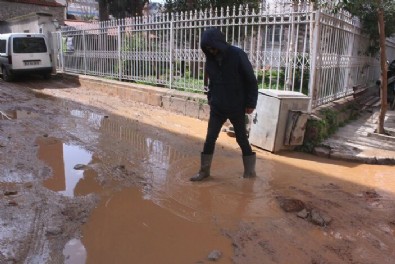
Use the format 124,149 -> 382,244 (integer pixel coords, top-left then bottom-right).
22,205 -> 48,264
1,79 -> 94,263
0,81 -> 32,104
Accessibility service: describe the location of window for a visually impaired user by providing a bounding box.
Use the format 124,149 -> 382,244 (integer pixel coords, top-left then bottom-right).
0,40 -> 6,53
13,37 -> 47,53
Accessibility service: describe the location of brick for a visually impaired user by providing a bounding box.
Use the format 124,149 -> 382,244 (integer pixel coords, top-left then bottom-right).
185,100 -> 200,119
168,97 -> 186,115
147,93 -> 162,106
198,104 -> 210,121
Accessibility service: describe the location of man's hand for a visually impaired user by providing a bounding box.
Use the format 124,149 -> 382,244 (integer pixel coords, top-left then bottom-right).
245,108 -> 254,114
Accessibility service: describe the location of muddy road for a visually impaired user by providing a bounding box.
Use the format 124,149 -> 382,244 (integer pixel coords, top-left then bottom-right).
1,75 -> 395,264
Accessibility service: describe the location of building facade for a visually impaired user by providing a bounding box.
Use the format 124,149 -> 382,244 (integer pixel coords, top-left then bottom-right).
67,0 -> 99,20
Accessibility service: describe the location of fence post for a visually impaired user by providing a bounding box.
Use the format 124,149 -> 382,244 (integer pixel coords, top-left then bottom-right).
343,19 -> 355,96
56,32 -> 64,72
118,25 -> 122,81
82,30 -> 87,75
169,19 -> 174,89
308,10 -> 321,111
286,3 -> 296,91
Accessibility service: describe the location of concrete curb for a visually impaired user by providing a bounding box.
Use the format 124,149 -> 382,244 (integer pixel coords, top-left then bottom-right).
314,145 -> 395,165
59,73 -> 211,121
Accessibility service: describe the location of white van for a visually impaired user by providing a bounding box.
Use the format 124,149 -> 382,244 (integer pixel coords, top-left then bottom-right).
0,33 -> 53,81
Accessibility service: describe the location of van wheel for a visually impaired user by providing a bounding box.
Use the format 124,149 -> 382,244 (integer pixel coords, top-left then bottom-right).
2,68 -> 13,82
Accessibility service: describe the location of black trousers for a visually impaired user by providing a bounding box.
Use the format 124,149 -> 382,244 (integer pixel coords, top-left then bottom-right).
203,109 -> 253,156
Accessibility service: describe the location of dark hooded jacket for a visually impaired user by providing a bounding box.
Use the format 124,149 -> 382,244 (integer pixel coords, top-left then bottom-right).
201,28 -> 258,115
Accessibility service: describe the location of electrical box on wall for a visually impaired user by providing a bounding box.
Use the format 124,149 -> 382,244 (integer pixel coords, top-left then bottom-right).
249,90 -> 310,153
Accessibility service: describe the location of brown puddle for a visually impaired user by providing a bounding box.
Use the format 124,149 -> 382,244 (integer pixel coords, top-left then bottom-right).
35,114 -> 395,263
80,187 -> 233,264
36,132 -> 240,263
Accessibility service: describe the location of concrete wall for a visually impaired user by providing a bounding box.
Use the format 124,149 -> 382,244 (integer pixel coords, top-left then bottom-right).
6,13 -> 57,37
7,17 -> 37,34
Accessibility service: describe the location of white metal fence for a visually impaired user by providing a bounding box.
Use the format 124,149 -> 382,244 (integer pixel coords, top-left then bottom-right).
53,1 -> 395,109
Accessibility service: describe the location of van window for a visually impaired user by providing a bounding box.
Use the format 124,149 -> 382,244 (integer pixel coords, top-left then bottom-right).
13,37 -> 47,53
0,39 -> 7,53
0,39 -> 6,53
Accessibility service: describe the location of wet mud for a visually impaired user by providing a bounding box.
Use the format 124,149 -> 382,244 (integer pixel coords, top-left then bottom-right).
1,76 -> 395,263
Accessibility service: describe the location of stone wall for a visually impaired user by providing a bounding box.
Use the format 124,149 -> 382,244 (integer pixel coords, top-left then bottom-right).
0,1 -> 65,25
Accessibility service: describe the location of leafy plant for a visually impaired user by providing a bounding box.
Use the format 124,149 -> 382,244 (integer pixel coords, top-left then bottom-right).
257,69 -> 285,89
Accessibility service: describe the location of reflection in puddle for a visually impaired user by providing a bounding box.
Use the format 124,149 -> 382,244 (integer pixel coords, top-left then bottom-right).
98,115 -> 188,172
63,239 -> 87,264
0,110 -> 39,120
37,137 -> 98,197
70,109 -> 104,130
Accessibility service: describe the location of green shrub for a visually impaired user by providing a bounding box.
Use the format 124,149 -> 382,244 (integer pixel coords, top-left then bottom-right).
297,108 -> 339,153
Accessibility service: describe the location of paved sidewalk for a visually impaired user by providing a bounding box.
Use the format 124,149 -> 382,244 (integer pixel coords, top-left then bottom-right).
314,108 -> 395,164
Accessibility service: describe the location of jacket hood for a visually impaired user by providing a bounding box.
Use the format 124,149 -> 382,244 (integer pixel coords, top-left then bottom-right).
201,28 -> 229,57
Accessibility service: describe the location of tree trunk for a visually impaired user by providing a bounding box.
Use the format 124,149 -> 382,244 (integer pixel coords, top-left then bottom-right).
377,4 -> 388,134
99,0 -> 109,21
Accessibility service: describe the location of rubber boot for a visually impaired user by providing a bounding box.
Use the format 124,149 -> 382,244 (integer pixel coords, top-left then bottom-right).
190,153 -> 213,181
243,152 -> 256,178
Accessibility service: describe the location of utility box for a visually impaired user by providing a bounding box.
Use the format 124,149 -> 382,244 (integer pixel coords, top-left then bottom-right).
249,89 -> 310,153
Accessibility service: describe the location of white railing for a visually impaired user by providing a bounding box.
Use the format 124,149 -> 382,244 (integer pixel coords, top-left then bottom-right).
53,1 -> 394,109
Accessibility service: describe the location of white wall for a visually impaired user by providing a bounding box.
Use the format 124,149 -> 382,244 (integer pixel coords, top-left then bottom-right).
8,15 -> 57,37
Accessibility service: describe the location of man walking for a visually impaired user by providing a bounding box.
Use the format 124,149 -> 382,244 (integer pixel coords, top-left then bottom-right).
191,28 -> 258,181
